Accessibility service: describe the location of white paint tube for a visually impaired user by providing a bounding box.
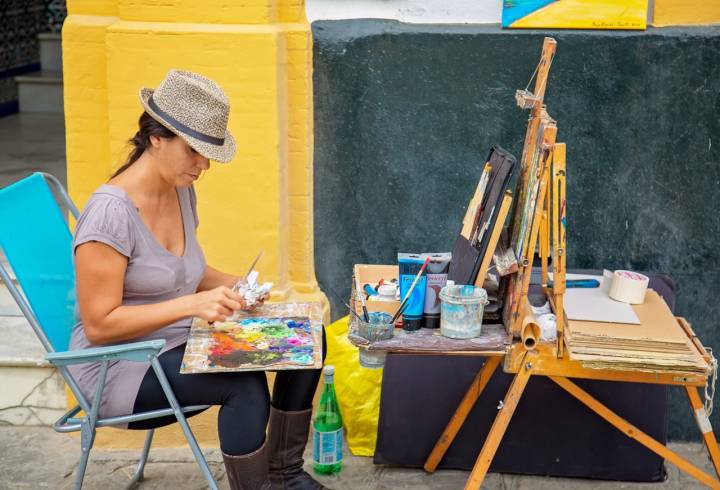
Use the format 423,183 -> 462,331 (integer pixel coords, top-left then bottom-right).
422,252 -> 452,329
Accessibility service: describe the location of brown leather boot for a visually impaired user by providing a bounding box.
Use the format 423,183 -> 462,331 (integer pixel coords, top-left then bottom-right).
222,441 -> 272,490
267,406 -> 329,490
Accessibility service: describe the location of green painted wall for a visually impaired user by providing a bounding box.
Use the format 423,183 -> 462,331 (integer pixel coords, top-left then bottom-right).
312,20 -> 720,440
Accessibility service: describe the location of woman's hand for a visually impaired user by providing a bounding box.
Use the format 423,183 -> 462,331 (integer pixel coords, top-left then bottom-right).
189,286 -> 245,322
241,292 -> 270,311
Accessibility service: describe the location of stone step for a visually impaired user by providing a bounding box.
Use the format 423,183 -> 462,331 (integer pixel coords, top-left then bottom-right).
0,316 -> 66,426
38,32 -> 62,73
15,70 -> 64,113
0,279 -> 67,426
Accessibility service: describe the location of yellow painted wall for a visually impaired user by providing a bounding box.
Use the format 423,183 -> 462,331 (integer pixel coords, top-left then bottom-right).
63,0 -> 326,449
652,0 -> 720,26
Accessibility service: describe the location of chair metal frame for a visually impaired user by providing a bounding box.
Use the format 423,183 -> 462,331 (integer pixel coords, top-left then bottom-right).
0,172 -> 217,489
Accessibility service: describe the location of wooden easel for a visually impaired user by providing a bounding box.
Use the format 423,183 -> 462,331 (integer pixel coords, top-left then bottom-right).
423,37 -> 720,489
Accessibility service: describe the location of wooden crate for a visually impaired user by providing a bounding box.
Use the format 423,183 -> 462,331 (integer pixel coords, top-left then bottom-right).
351,264 -> 401,320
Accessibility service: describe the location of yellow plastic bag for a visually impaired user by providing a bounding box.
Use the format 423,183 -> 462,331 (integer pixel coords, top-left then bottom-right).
325,315 -> 383,456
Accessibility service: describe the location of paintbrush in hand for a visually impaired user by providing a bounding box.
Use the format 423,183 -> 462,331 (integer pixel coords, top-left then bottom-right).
244,251 -> 263,279
233,250 -> 264,295
391,256 -> 430,324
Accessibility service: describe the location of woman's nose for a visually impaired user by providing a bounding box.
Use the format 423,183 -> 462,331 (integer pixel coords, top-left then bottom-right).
197,156 -> 210,170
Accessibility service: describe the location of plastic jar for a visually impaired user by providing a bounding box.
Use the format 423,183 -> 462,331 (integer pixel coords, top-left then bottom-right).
439,285 -> 489,339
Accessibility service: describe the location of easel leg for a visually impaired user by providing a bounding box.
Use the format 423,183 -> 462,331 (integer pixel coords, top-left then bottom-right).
551,376 -> 720,489
424,356 -> 501,473
464,356 -> 533,490
686,386 -> 720,479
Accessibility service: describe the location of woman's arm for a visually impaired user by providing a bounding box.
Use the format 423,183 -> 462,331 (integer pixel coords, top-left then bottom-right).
197,265 -> 241,292
76,242 -> 244,345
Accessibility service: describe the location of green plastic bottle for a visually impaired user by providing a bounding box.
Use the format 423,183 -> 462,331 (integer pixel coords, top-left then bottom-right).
312,365 -> 343,474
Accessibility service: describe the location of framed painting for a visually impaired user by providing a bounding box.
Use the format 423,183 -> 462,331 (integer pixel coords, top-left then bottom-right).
502,0 -> 648,30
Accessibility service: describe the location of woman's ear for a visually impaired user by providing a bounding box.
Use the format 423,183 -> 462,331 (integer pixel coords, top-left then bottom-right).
149,135 -> 163,149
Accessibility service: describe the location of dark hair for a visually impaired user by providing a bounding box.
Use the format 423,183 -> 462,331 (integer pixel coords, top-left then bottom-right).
111,111 -> 176,178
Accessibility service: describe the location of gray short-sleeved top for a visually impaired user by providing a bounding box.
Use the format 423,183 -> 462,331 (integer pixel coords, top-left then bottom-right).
68,184 -> 206,423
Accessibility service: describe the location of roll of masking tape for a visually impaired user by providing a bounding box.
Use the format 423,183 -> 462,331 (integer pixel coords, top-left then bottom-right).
608,270 -> 649,304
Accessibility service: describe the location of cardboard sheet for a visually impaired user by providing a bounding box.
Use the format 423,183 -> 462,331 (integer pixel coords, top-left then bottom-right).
557,273 -> 640,324
565,290 -> 710,376
567,290 -> 688,344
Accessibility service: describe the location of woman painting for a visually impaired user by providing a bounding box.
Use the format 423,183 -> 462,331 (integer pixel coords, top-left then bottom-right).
69,70 -> 326,490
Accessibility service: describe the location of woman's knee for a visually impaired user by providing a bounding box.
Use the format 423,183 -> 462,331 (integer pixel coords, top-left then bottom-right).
222,370 -> 269,406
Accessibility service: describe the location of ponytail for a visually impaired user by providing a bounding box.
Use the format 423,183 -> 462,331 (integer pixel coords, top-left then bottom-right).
111,111 -> 176,178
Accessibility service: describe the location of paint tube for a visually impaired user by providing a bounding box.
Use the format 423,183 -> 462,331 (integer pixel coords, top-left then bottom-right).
422,252 -> 452,328
398,253 -> 427,331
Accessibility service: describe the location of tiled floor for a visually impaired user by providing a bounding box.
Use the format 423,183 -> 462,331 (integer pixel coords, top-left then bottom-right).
0,112 -> 66,189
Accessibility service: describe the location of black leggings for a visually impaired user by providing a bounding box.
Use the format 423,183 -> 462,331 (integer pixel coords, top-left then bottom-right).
128,328 -> 327,456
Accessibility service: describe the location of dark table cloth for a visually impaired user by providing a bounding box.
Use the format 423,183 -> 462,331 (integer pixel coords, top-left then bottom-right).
373,272 -> 674,482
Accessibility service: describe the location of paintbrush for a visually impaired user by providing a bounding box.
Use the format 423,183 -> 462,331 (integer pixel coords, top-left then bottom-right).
341,299 -> 366,322
244,250 -> 263,279
233,250 -> 264,295
391,256 -> 430,324
327,287 -> 366,323
357,288 -> 370,322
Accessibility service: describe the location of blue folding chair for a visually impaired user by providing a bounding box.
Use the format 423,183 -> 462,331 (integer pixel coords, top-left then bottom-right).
0,173 -> 217,489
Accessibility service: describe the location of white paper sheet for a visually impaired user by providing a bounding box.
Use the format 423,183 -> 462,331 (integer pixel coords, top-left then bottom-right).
553,273 -> 641,325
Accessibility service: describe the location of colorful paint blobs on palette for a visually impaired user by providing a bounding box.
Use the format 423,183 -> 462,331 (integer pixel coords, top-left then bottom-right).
208,317 -> 314,368
181,302 -> 324,373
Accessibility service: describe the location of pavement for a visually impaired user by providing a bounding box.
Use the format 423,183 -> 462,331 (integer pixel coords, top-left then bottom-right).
1,426 -> 717,489
0,112 -> 66,189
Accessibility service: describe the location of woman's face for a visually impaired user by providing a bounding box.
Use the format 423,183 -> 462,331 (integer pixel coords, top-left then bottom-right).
150,135 -> 210,187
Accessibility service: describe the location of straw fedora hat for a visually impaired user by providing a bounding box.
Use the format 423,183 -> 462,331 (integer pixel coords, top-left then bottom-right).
139,70 -> 236,163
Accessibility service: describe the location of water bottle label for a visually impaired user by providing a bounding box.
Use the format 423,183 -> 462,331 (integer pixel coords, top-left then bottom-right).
313,428 -> 343,465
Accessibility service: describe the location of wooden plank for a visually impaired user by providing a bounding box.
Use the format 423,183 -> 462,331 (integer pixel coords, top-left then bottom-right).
503,343 -> 707,386
552,376 -> 720,489
425,356 -> 502,473
552,143 -> 566,357
475,192 -> 512,287
531,37 -> 558,114
678,316 -> 713,363
465,351 -> 534,489
686,386 -> 720,479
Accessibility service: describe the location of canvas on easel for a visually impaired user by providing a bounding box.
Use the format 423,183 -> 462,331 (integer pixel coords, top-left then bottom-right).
448,146 -> 517,286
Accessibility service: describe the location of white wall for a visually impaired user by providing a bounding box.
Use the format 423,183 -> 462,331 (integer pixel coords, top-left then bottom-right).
306,0 -> 503,24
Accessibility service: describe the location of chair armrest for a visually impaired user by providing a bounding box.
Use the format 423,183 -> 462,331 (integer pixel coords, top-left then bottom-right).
46,339 -> 167,366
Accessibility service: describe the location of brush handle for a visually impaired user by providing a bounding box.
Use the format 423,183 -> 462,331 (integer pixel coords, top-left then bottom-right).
356,289 -> 370,322
342,301 -> 365,322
